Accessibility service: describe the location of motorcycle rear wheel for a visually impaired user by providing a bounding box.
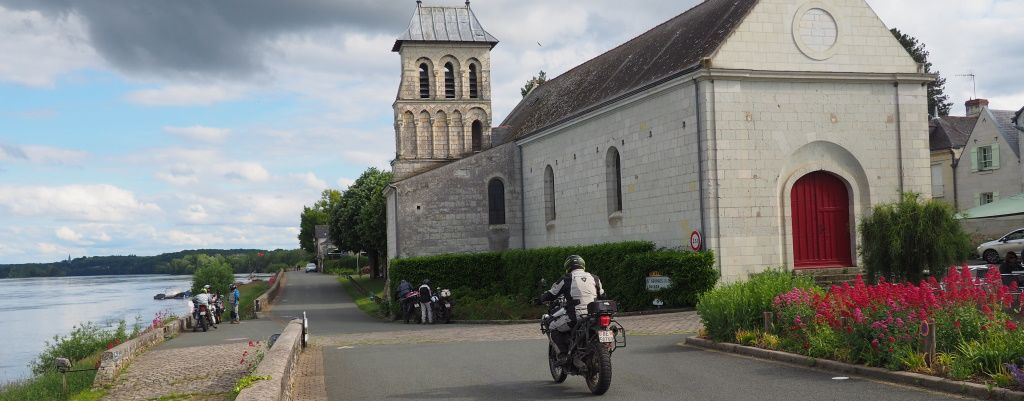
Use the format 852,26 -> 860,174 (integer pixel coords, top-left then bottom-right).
585,341 -> 612,395
199,316 -> 207,332
548,345 -> 567,383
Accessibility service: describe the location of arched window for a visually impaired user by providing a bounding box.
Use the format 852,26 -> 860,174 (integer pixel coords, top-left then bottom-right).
606,147 -> 623,214
469,64 -> 479,98
544,165 -> 556,222
471,120 -> 483,152
488,178 -> 505,225
418,63 -> 430,99
444,63 -> 455,99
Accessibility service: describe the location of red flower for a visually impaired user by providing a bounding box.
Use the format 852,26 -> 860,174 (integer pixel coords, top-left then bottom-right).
953,320 -> 961,329
871,339 -> 880,350
888,336 -> 896,343
1007,320 -> 1018,331
248,340 -> 255,347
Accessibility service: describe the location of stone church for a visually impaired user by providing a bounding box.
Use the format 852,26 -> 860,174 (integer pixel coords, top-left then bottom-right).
385,0 -> 932,282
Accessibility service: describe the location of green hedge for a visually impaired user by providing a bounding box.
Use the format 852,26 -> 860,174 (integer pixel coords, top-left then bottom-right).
388,241 -> 717,319
696,269 -> 819,342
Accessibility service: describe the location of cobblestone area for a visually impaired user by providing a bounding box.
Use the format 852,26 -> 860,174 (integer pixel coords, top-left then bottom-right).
315,311 -> 701,347
291,345 -> 328,401
101,342 -> 260,401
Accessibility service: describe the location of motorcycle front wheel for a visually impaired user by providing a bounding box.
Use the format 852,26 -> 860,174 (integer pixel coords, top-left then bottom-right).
548,345 -> 567,383
585,341 -> 612,395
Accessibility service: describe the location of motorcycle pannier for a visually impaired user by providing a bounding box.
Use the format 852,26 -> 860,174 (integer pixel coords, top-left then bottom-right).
587,300 -> 618,315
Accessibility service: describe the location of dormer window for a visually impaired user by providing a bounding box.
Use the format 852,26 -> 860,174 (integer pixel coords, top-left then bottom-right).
444,63 -> 456,99
419,63 -> 430,99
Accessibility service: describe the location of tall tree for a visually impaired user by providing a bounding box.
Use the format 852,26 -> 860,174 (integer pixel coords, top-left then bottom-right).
298,189 -> 342,255
520,70 -> 547,98
891,28 -> 952,117
328,168 -> 393,278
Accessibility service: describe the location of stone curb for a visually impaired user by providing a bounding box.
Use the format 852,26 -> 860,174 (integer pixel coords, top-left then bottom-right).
684,337 -> 1024,401
450,307 -> 695,325
236,319 -> 304,401
93,318 -> 185,387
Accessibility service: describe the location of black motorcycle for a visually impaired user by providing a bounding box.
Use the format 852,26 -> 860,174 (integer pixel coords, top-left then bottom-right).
191,297 -> 210,332
431,289 -> 454,324
540,296 -> 626,395
399,290 -> 420,324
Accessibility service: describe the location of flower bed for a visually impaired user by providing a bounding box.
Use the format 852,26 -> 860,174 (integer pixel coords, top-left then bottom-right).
740,267 -> 1024,389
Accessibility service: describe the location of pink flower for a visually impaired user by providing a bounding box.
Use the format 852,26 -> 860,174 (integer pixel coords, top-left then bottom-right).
871,339 -> 880,350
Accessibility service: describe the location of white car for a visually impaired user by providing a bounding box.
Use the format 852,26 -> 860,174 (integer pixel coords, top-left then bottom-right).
977,228 -> 1024,264
305,263 -> 317,273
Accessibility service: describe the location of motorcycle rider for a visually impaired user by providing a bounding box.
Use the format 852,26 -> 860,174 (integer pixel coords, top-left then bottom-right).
194,287 -> 217,329
395,279 -> 414,300
538,255 -> 605,364
418,279 -> 433,324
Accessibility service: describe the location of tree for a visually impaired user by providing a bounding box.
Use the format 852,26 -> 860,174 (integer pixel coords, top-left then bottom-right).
190,254 -> 234,296
890,28 -> 952,117
298,189 -> 342,255
328,168 -> 393,278
520,70 -> 547,98
859,193 -> 971,283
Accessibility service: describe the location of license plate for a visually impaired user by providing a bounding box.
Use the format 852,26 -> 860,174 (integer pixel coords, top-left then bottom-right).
444,302 -> 451,308
598,330 -> 614,343
414,304 -> 420,308
200,312 -> 206,316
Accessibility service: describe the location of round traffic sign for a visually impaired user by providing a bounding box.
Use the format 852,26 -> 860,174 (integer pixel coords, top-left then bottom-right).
690,231 -> 702,251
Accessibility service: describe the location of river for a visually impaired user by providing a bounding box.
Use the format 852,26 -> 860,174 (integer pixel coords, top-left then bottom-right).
0,274 -> 267,382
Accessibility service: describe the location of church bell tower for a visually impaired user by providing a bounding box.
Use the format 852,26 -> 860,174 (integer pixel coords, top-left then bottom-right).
391,1 -> 498,181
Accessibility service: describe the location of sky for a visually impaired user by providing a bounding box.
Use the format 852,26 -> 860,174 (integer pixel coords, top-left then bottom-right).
0,0 -> 1021,263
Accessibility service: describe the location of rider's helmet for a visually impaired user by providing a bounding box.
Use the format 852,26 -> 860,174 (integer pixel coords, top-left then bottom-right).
564,255 -> 586,272
202,287 -> 209,293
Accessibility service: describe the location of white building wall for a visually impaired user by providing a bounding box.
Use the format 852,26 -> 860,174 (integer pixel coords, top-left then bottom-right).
520,83 -> 703,251
955,111 -> 1024,212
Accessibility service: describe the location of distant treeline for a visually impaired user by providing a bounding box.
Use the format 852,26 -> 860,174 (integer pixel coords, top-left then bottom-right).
0,249 -> 311,278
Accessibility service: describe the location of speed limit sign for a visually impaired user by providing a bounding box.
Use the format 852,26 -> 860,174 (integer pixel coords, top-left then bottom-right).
690,231 -> 702,251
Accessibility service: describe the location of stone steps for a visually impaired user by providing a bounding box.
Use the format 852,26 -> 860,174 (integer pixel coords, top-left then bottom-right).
793,267 -> 863,288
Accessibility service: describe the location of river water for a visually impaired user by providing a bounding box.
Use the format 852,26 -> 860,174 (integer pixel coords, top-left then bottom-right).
0,274 -> 265,382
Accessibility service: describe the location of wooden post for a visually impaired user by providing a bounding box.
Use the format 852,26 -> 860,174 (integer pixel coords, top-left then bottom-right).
763,311 -> 774,332
924,320 -> 937,366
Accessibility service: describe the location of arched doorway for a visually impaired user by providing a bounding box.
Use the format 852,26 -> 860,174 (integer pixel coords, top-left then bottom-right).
791,171 -> 852,268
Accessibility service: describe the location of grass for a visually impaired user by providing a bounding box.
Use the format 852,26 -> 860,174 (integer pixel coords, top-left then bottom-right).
0,354 -> 102,401
225,281 -> 270,322
338,275 -> 386,317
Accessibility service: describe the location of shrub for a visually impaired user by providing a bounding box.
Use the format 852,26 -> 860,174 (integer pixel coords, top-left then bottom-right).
31,321 -> 129,375
191,259 -> 234,296
697,269 -> 818,342
614,250 -> 717,310
859,192 -> 971,283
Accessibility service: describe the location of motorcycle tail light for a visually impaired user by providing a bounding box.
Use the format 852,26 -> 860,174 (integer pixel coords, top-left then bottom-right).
599,315 -> 611,327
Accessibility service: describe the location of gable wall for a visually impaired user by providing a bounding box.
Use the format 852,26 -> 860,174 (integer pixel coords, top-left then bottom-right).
955,112 -> 1023,212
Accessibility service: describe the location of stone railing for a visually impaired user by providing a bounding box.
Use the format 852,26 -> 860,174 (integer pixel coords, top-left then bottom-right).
254,270 -> 286,319
93,318 -> 186,386
235,319 -> 304,401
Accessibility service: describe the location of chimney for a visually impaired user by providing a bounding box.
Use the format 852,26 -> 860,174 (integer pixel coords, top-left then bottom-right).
965,98 -> 989,117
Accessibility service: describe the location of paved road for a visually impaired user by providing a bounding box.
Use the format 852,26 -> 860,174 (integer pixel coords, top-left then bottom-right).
274,272 -> 973,401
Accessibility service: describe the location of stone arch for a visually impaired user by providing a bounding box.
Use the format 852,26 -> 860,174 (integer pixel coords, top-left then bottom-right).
418,110 -> 432,159
401,111 -> 416,158
451,110 -> 465,156
776,141 -> 870,269
434,110 -> 449,158
466,107 -> 489,150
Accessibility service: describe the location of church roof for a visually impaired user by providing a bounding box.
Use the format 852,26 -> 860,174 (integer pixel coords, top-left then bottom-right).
929,116 -> 977,151
392,3 -> 498,52
500,0 -> 759,142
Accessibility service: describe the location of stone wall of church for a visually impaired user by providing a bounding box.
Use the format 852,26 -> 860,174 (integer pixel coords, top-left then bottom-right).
387,142 -> 522,260
519,82 -> 704,251
708,79 -> 930,282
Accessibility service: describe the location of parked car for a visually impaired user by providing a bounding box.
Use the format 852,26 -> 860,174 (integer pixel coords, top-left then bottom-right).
305,263 -> 317,273
977,228 -> 1024,264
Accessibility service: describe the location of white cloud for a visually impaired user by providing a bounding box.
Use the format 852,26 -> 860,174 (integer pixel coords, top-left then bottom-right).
162,125 -> 231,142
164,230 -> 223,246
0,184 -> 161,222
218,162 -> 271,182
180,204 -> 209,224
55,226 -> 82,242
0,144 -> 88,165
0,7 -> 98,87
337,177 -> 355,189
125,84 -> 245,106
291,172 -> 327,190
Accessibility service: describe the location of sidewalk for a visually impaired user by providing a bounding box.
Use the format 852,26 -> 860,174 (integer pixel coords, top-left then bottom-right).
101,319 -> 286,401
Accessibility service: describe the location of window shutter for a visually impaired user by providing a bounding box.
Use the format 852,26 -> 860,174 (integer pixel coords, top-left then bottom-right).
994,191 -> 1000,201
971,147 -> 979,172
974,193 -> 981,206
992,143 -> 1000,169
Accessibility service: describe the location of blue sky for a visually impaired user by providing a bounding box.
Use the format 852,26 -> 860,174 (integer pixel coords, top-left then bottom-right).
0,0 -> 1021,263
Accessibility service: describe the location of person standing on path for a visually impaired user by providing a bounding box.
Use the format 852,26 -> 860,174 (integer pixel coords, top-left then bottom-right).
418,279 -> 433,324
230,284 -> 241,324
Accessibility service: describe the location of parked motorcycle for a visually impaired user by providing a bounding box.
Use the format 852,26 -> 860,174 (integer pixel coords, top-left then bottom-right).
400,290 -> 421,324
431,289 -> 453,324
191,297 -> 210,332
539,295 -> 626,395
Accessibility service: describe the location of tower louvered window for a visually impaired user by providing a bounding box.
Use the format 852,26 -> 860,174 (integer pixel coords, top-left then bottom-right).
419,63 -> 430,99
444,63 -> 455,99
469,64 -> 479,98
472,120 -> 483,152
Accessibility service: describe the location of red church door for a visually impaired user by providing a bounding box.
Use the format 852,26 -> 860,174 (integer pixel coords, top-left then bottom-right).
791,172 -> 852,268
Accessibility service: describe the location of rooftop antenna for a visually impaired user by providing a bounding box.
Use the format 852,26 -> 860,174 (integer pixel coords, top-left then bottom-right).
956,72 -> 977,100
416,0 -> 421,6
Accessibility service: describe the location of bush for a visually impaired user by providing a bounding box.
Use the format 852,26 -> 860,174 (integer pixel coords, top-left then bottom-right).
387,241 -> 716,319
191,259 -> 234,296
31,321 -> 129,375
696,269 -> 818,342
859,192 -> 971,283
